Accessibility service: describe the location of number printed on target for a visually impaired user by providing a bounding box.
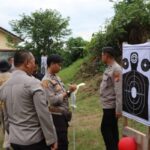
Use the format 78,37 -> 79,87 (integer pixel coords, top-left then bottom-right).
122,42 -> 150,126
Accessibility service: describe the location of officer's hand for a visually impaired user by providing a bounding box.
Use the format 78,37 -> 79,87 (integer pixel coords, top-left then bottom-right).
41,80 -> 49,88
69,84 -> 77,92
51,142 -> 58,150
116,112 -> 122,119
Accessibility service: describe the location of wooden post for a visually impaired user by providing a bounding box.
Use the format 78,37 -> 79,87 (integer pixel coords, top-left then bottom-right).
122,117 -> 150,150
147,127 -> 150,150
123,116 -> 128,127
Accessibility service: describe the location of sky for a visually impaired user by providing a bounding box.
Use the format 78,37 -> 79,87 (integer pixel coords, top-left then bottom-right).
0,0 -> 114,41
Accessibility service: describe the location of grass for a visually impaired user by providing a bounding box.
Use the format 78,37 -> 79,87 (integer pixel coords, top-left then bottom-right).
0,58 -> 148,150
59,58 -> 85,84
68,93 -> 104,150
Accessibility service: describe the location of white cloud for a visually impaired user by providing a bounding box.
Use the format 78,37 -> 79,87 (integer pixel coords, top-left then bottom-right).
0,0 -> 114,40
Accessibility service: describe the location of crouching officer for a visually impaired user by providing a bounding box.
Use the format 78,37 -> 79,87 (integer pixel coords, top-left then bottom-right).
42,54 -> 76,150
100,47 -> 122,150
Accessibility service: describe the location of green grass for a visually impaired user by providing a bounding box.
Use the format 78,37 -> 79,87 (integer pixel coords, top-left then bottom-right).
68,92 -> 104,150
59,58 -> 85,84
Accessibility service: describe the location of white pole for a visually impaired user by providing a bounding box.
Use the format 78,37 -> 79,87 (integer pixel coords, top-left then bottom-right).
71,83 -> 85,150
72,107 -> 76,150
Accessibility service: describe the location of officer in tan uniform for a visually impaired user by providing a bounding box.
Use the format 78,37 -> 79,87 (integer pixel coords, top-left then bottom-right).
42,54 -> 76,150
0,51 -> 57,150
100,47 -> 122,150
0,60 -> 11,150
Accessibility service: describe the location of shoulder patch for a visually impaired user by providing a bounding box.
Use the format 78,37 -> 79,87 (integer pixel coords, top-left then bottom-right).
113,71 -> 121,82
48,79 -> 57,86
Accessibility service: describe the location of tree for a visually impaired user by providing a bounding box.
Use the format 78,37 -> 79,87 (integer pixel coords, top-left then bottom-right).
10,9 -> 71,56
61,37 -> 88,67
88,0 -> 150,58
110,0 -> 150,44
66,37 -> 88,59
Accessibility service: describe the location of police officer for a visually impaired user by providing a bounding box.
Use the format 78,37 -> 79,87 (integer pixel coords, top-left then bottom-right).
100,47 -> 122,150
42,54 -> 76,150
0,60 -> 11,150
0,51 -> 57,150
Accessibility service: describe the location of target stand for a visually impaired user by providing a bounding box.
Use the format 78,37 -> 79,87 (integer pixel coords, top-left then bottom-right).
122,117 -> 150,150
122,42 -> 150,150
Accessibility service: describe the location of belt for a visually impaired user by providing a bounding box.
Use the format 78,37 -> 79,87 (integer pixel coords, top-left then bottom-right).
49,107 -> 63,115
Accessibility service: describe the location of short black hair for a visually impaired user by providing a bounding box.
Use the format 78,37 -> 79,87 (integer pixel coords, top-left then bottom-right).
14,50 -> 33,67
102,47 -> 115,57
0,60 -> 11,72
47,54 -> 63,67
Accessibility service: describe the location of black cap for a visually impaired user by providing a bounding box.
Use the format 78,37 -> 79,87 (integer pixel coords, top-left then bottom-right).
102,47 -> 115,57
0,60 -> 11,72
47,54 -> 63,66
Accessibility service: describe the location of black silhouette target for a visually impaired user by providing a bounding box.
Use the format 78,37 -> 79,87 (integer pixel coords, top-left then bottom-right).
123,52 -> 149,120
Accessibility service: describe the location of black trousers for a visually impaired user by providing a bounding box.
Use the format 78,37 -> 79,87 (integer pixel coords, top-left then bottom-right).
11,139 -> 50,150
52,114 -> 68,150
101,109 -> 119,150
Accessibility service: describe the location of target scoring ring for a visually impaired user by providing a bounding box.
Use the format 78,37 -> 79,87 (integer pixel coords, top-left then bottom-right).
131,87 -> 137,98
123,71 -> 146,115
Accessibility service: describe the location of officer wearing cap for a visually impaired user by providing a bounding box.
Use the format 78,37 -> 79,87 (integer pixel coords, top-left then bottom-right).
42,54 -> 76,150
100,47 -> 122,150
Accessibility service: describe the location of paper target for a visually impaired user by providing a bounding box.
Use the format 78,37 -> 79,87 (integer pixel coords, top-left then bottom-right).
141,59 -> 150,72
123,42 -> 150,126
123,58 -> 129,70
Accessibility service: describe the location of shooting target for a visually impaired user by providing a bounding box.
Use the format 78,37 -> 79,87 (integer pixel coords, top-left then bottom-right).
123,58 -> 129,70
141,59 -> 150,72
123,42 -> 150,126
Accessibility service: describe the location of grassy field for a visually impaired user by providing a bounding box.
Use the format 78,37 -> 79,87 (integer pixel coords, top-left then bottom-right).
0,58 -> 148,150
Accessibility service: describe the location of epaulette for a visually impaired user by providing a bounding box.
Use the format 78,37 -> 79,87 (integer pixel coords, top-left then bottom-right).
48,79 -> 57,86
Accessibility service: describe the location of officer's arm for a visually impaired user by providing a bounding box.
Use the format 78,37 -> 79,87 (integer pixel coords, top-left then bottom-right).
32,88 -> 57,146
45,83 -> 66,106
113,69 -> 122,115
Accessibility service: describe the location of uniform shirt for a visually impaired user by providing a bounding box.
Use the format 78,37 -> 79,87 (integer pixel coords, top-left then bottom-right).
0,72 -> 11,130
100,61 -> 122,113
0,72 -> 11,86
0,70 -> 57,146
43,72 -> 69,114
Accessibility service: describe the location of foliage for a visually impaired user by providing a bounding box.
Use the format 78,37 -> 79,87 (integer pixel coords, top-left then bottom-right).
88,0 -> 150,58
62,37 -> 88,67
111,0 -> 150,44
10,9 -> 71,57
66,37 -> 88,60
87,32 -> 107,56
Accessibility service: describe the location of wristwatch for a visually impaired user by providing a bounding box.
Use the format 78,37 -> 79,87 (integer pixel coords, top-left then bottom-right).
66,90 -> 71,97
